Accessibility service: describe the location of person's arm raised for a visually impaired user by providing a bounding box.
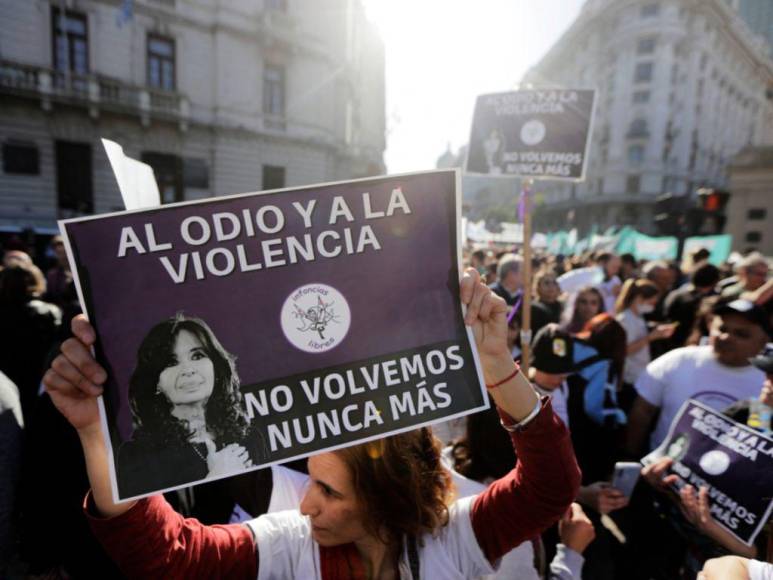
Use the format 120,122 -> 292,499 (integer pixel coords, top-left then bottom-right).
460,268 -> 581,563
43,314 -> 134,518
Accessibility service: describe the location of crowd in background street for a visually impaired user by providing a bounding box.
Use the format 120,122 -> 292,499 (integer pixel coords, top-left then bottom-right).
463,243 -> 772,579
0,230 -> 771,579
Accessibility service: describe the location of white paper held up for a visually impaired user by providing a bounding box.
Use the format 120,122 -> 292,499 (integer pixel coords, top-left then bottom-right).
101,138 -> 161,210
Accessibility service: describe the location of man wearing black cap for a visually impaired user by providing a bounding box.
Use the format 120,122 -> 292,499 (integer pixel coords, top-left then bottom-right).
530,324 -> 575,426
626,299 -> 770,457
533,325 -> 633,580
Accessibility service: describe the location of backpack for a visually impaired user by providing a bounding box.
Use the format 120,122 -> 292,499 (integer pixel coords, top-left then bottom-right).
571,341 -> 626,428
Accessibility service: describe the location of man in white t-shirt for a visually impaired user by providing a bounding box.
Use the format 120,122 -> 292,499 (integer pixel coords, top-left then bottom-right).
625,299 -> 769,456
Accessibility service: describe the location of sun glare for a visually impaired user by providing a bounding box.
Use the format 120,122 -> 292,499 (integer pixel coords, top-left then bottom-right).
362,0 -> 584,172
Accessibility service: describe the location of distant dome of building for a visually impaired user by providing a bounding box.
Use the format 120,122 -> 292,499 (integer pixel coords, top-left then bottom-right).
436,143 -> 460,168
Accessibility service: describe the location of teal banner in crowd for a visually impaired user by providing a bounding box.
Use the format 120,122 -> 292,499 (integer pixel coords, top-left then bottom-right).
614,226 -> 637,255
539,229 -> 730,265
630,232 -> 679,261
546,231 -> 566,254
683,235 -> 733,266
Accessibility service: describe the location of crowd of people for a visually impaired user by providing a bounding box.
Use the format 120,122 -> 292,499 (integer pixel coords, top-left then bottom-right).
466,244 -> 772,579
0,230 -> 771,579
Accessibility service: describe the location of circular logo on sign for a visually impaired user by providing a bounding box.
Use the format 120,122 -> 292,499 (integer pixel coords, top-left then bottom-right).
699,450 -> 730,476
281,284 -> 351,353
520,119 -> 546,145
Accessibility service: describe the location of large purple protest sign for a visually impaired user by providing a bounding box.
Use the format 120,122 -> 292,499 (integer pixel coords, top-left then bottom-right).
643,399 -> 773,546
60,169 -> 488,502
466,89 -> 596,180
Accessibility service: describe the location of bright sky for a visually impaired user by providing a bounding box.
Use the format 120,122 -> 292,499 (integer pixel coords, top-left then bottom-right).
362,0 -> 586,173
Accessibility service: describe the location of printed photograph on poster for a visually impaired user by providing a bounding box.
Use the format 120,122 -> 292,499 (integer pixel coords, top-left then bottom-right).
643,399 -> 773,547
59,169 -> 489,502
466,89 -> 596,181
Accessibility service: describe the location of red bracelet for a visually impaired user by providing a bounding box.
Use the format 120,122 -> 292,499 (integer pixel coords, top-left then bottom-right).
485,364 -> 520,389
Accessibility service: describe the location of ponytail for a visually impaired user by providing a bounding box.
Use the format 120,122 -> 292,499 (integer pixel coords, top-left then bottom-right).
615,278 -> 659,314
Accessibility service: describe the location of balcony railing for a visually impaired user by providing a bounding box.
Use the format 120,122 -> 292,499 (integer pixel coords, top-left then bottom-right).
0,60 -> 40,92
1,59 -> 381,160
0,59 -> 189,129
98,76 -> 140,108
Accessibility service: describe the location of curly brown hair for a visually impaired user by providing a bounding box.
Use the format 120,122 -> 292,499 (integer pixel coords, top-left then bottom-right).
334,427 -> 453,544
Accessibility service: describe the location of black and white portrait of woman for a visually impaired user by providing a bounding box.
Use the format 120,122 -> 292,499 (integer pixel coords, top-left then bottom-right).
117,314 -> 265,498
483,128 -> 505,174
665,432 -> 690,463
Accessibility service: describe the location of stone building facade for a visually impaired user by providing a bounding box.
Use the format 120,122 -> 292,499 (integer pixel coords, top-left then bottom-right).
521,0 -> 773,236
0,0 -> 385,232
726,146 -> 773,255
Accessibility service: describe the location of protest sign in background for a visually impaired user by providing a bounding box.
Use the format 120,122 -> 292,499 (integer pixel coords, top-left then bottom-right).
643,399 -> 773,546
683,235 -> 733,266
629,232 -> 679,261
466,89 -> 596,180
61,170 -> 488,501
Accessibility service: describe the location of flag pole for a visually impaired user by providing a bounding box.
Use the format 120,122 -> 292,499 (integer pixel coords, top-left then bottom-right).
520,178 -> 533,374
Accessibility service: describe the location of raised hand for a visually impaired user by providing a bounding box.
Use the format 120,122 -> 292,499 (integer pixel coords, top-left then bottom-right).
459,267 -> 509,363
43,314 -> 107,434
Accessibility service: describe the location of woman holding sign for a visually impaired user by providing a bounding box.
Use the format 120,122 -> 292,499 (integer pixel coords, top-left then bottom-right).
43,269 -> 581,579
118,315 -> 263,498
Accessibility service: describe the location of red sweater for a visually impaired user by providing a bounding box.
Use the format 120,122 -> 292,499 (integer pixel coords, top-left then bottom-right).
87,399 -> 580,579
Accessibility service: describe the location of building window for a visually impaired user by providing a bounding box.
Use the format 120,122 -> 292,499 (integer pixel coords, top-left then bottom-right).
52,7 -> 88,76
626,175 -> 640,194
637,37 -> 656,55
183,158 -> 209,190
641,3 -> 660,17
3,141 -> 40,175
634,62 -> 654,83
628,118 -> 649,138
147,35 -> 175,91
263,65 -> 285,129
748,208 -> 767,220
745,231 -> 762,243
142,152 -> 183,203
632,90 -> 650,104
262,165 -> 285,190
56,141 -> 93,215
628,145 -> 645,165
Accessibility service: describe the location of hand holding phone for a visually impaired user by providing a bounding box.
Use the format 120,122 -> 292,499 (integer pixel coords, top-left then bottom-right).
612,461 -> 641,498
